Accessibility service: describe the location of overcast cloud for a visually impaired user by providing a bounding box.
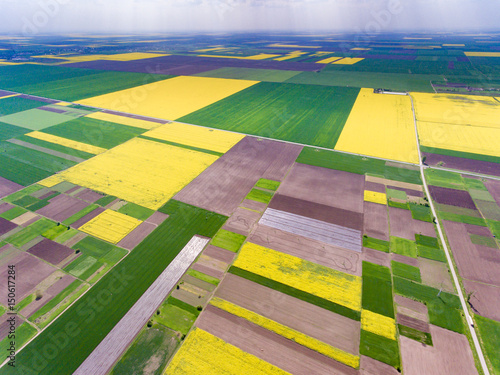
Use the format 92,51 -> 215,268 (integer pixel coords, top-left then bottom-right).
0,0 -> 498,35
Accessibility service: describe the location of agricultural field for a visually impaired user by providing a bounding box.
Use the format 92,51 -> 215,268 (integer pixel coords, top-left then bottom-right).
0,32 -> 499,375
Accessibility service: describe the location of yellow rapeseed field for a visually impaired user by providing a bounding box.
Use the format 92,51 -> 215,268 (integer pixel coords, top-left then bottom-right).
210,297 -> 360,368
38,137 -> 218,209
86,112 -> 163,130
77,76 -> 258,120
364,190 -> 387,205
464,52 -> 500,57
361,310 -> 396,340
32,52 -> 169,63
143,122 -> 244,153
417,121 -> 500,157
79,209 -> 142,244
333,58 -> 364,65
164,328 -> 290,375
26,131 -> 107,155
233,243 -> 362,311
316,56 -> 343,64
412,92 -> 500,128
335,88 -> 419,164
198,54 -> 280,60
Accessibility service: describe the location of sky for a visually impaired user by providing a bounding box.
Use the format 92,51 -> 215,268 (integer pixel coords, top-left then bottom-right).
0,0 -> 499,35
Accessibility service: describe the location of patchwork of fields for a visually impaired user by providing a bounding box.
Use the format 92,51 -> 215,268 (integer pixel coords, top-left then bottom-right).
0,33 -> 499,375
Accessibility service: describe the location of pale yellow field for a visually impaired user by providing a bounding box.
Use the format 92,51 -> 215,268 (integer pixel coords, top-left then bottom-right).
267,44 -> 321,49
233,243 -> 362,311
54,102 -> 72,106
0,94 -> 20,100
26,131 -> 107,155
39,137 -> 218,209
165,328 -> 290,375
32,52 -> 169,63
316,56 -> 342,64
274,51 -> 307,61
412,92 -> 500,128
210,297 -> 360,368
364,191 -> 387,205
464,52 -> 500,57
143,122 -> 244,153
79,209 -> 142,244
198,54 -> 280,60
333,58 -> 364,65
335,88 -> 419,163
361,310 -> 396,340
417,121 -> 500,157
86,111 -> 163,130
77,76 -> 259,121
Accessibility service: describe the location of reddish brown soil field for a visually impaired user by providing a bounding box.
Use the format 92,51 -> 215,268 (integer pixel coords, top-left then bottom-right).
36,194 -> 89,222
250,224 -> 361,276
422,152 -> 500,177
362,247 -> 391,268
392,253 -> 419,267
174,137 -> 300,216
484,179 -> 500,207
397,313 -> 430,333
117,222 -> 156,250
191,262 -> 224,279
0,176 -> 23,199
428,185 -> 476,210
0,251 -> 56,305
389,207 -> 436,240
197,305 -> 359,375
0,217 -> 17,236
363,202 -> 389,240
240,199 -> 267,212
443,220 -> 500,286
0,202 -> 14,214
75,189 -> 104,203
72,207 -> 105,228
202,245 -> 236,264
270,194 -> 363,231
462,279 -> 500,321
222,207 -> 262,236
27,238 -> 74,265
360,355 -> 400,375
216,274 -> 360,354
364,182 -> 386,193
465,224 -> 495,237
279,163 -> 365,213
144,211 -> 168,225
400,325 -> 477,375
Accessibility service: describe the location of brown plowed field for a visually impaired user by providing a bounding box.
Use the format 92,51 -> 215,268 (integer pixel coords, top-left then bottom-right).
196,254 -> 228,273
72,207 -> 105,228
395,295 -> 428,322
202,245 -> 236,264
222,207 -> 261,236
428,185 -> 477,210
36,194 -> 89,222
400,325 -> 477,375
191,262 -> 224,279
465,224 -> 495,237
0,202 -> 14,214
250,224 -> 361,276
462,279 -> 500,321
279,163 -> 365,213
216,274 -> 360,354
363,202 -> 389,240
240,199 -> 267,212
144,211 -> 169,226
270,194 -> 363,230
27,238 -> 74,265
117,221 -> 156,250
442,220 -> 500,286
360,355 -> 400,375
174,137 -> 299,216
418,258 -> 455,293
0,315 -> 24,341
387,185 -> 424,198
392,253 -> 419,267
197,305 -> 359,375
365,176 -> 422,192
485,179 -> 500,207
364,182 -> 386,193
75,189 -> 104,203
361,247 -> 391,268
0,217 -> 17,236
0,176 -> 23,199
397,313 -> 430,333
389,207 -> 436,240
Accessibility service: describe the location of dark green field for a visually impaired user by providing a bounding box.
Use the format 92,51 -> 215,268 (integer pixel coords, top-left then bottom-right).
362,262 -> 394,318
0,122 -> 29,141
0,96 -> 45,116
179,82 -> 359,149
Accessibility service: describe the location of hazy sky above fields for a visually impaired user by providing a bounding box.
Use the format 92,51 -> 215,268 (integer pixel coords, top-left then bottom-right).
0,0 -> 499,35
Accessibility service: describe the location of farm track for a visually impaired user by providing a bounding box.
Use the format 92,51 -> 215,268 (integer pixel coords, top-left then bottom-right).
408,93 -> 490,375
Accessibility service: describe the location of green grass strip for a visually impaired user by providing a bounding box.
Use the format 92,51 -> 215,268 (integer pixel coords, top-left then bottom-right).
487,220 -> 500,239
245,188 -> 273,204
439,211 -> 487,226
186,269 -> 220,286
139,135 -> 224,157
117,202 -> 155,221
391,261 -> 422,283
475,315 -> 500,375
409,203 -> 433,223
229,266 -> 360,321
62,204 -> 98,225
398,324 -> 433,346
255,178 -> 280,191
359,330 -> 400,370
362,236 -> 390,252
415,234 -> 439,248
417,245 -> 447,262
388,200 -> 409,210
427,298 -> 465,334
167,296 -> 201,317
53,228 -> 79,244
15,293 -> 35,313
2,185 -> 43,203
210,229 -> 246,252
0,206 -> 27,220
94,195 -> 116,207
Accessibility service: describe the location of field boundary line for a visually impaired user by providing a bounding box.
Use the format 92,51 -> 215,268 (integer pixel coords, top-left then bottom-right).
409,93 -> 490,375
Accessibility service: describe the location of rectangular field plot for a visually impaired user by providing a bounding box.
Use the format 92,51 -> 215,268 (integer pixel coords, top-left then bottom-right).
86,111 -> 165,130
25,131 -> 107,155
39,137 -> 218,210
179,82 -> 359,149
143,122 -> 244,154
0,108 -> 74,130
79,210 -> 142,244
195,67 -> 302,82
77,76 -> 259,121
0,122 -> 30,141
335,88 -> 418,163
0,96 -> 45,116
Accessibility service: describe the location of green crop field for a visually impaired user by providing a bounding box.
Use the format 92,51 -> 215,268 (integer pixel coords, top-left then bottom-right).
296,147 -> 422,184
10,200 -> 227,375
153,304 -> 196,334
186,269 -> 220,285
210,229 -> 246,252
438,211 -> 487,226
95,195 -> 117,207
415,234 -> 439,248
64,254 -> 101,279
0,206 -> 27,220
255,178 -> 280,191
63,204 -> 99,225
5,218 -> 56,247
360,330 -> 400,369
417,245 -> 447,262
390,236 -> 418,258
0,109 -> 73,130
425,169 -> 465,190
475,315 -> 500,375
391,261 -> 422,283
362,236 -> 390,252
0,122 -> 29,141
41,117 -> 146,149
409,203 -> 433,222
398,324 -> 433,346
117,202 -> 155,221
42,224 -> 69,240
362,262 -> 394,318
245,188 -> 273,204
0,96 -> 45,116
178,82 -> 359,149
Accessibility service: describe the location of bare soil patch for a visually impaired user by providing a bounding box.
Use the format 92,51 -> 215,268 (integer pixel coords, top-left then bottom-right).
27,238 -> 74,265
191,262 -> 224,279
75,189 -> 104,203
240,199 -> 267,212
117,221 -> 156,250
0,176 -> 23,199
397,313 -> 430,333
36,194 -> 89,222
362,247 -> 391,268
394,295 -> 428,322
418,258 -> 455,293
202,245 -> 236,264
196,254 -> 228,273
389,207 -> 436,241
485,178 -> 500,207
364,182 -> 386,193
392,253 -> 419,267
462,279 -> 500,321
145,211 -> 168,226
11,212 -> 38,226
400,325 -> 477,375
0,202 -> 14,214
250,224 -> 361,276
363,202 -> 389,241
428,185 -> 476,210
222,207 -> 262,236
465,224 -> 495,237
72,207 -> 105,228
360,355 -> 400,375
0,217 -> 17,236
